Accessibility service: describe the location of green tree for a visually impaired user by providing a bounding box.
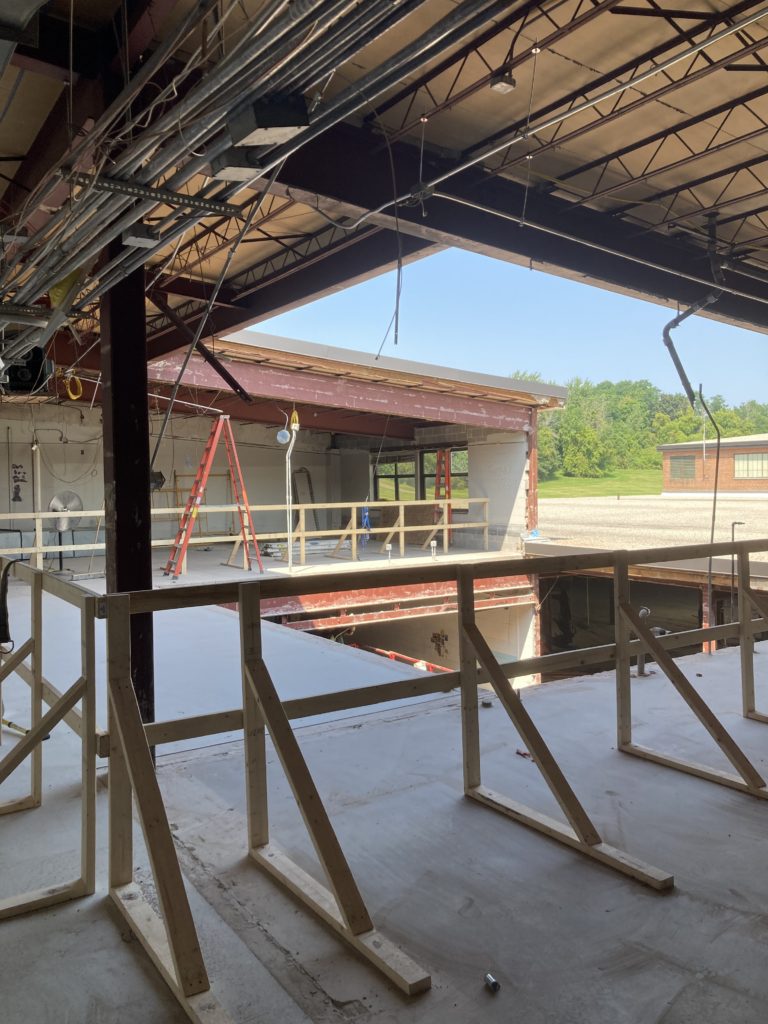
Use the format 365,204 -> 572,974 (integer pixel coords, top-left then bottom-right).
507,370 -> 768,480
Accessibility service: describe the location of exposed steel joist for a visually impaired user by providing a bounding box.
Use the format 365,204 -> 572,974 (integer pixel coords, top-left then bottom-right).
462,0 -> 768,168
147,227 -> 436,358
570,123 -> 768,211
380,0 -> 623,144
557,84 -> 768,185
611,151 -> 768,218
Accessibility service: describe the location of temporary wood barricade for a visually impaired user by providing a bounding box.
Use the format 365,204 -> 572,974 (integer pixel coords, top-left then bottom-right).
0,560 -> 97,918
1,538 -> 768,1021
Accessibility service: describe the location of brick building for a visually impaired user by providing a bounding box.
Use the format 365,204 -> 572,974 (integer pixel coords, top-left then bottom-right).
659,434 -> 768,495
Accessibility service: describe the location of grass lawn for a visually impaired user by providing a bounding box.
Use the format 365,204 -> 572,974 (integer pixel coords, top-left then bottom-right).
539,468 -> 663,499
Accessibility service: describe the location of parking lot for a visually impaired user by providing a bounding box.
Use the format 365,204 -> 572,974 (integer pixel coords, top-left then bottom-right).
538,495 -> 768,562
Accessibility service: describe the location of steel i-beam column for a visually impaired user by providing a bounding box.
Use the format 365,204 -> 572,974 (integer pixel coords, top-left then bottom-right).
101,247 -> 154,723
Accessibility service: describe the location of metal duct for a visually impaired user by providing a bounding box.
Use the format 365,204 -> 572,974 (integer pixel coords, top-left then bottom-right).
0,1 -> 46,78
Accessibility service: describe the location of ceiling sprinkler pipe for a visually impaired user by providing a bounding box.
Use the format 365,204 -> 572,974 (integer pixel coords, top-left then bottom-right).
13,0 -> 358,297
1,0 -> 299,293
5,0 -> 226,248
0,0 -> 255,297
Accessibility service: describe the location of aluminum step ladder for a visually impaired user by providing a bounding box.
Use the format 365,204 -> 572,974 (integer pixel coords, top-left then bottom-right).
163,415 -> 263,577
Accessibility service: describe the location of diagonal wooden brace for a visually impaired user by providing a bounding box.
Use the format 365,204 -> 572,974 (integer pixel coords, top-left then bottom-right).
107,597 -> 209,999
0,676 -> 84,785
620,601 -> 765,790
244,657 -> 374,935
462,620 -> 602,846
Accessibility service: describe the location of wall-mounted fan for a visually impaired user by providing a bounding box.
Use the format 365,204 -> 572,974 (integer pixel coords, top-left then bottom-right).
48,491 -> 83,570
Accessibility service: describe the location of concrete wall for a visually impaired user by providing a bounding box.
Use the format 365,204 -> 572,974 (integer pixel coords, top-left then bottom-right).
0,403 -> 337,542
149,412 -> 333,538
0,405 -> 532,556
344,603 -> 536,686
465,430 -> 529,552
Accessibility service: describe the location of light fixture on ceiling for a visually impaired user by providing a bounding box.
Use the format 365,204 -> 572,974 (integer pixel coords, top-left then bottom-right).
212,94 -> 310,180
229,95 -> 310,147
209,148 -> 263,181
490,69 -> 516,94
122,223 -> 160,248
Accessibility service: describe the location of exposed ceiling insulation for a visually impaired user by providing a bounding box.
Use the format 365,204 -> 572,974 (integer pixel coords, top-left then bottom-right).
0,0 -> 768,380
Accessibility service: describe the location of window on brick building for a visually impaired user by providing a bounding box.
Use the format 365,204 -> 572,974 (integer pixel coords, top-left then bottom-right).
734,452 -> 768,479
669,455 -> 696,480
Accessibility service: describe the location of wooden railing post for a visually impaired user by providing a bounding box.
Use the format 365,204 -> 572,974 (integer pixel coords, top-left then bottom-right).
442,501 -> 449,552
457,567 -> 481,791
738,543 -> 755,718
399,503 -> 405,555
239,582 -> 269,849
614,554 -> 632,749
30,571 -> 42,804
81,596 -> 97,894
298,508 -> 306,565
351,503 -> 358,561
107,596 -> 133,889
31,443 -> 43,571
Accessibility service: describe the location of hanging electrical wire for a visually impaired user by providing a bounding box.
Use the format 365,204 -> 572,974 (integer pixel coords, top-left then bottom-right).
149,160 -> 286,467
660,219 -> 726,651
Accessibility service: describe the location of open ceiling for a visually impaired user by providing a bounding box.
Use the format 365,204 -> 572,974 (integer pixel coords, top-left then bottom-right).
1,0 -> 768,380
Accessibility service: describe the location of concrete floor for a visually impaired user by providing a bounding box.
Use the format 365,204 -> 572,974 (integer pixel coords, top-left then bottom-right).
538,495 -> 768,563
47,535 -> 504,591
5,593 -> 768,1022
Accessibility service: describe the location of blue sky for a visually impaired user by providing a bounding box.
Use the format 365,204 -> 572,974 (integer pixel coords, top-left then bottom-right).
255,248 -> 765,405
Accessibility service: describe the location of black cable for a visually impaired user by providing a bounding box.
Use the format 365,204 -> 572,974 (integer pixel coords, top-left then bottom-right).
0,558 -> 14,649
698,386 -> 721,650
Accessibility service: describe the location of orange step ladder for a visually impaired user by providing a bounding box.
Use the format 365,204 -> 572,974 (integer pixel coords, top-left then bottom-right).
163,415 -> 263,577
434,448 -> 453,539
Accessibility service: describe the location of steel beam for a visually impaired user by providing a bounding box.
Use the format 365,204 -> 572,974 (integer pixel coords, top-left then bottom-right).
281,593 -> 535,632
152,276 -> 242,307
101,248 -> 154,725
257,576 -> 532,618
13,12 -> 102,78
147,228 -> 436,358
147,349 -> 534,433
239,125 -> 768,330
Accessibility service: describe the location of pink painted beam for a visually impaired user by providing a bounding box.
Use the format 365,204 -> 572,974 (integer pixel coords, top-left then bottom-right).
149,353 -> 534,432
280,593 -> 535,631
256,576 -> 533,617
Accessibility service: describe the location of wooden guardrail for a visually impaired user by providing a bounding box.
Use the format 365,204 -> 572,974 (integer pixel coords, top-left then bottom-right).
3,539 -> 768,1023
0,496 -> 490,567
